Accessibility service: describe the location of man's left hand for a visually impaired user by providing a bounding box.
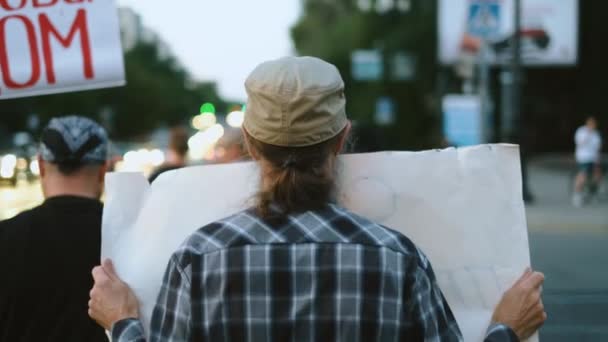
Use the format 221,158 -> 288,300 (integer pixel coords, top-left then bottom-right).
88,259 -> 140,330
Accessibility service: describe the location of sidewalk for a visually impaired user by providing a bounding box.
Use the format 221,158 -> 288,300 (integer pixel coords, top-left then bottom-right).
525,154 -> 608,234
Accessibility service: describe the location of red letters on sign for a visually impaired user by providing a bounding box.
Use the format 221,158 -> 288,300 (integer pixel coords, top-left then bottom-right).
0,8 -> 94,93
33,0 -> 58,7
0,0 -> 27,11
0,15 -> 41,89
0,0 -> 86,10
40,9 -> 94,84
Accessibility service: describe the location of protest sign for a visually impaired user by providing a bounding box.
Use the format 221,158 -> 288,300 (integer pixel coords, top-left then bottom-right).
102,144 -> 537,341
0,0 -> 124,99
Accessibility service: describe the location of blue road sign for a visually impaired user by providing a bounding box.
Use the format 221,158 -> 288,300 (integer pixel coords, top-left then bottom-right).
467,0 -> 501,39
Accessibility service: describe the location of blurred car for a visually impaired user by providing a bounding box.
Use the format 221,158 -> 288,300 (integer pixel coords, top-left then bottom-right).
110,142 -> 165,175
0,153 -> 18,187
0,151 -> 40,187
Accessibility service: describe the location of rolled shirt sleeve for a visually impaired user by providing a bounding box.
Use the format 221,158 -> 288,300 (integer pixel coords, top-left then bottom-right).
484,323 -> 520,342
111,255 -> 192,342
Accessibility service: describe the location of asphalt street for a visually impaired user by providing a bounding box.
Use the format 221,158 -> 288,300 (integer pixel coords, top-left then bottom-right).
526,156 -> 608,341
0,180 -> 43,221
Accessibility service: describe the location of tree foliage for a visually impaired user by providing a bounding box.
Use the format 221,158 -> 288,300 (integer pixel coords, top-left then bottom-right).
291,0 -> 439,150
0,41 -> 225,141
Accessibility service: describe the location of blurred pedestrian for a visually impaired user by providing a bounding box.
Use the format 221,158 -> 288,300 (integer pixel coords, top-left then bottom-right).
572,116 -> 602,207
88,57 -> 545,342
212,127 -> 245,164
0,116 -> 109,342
148,126 -> 189,183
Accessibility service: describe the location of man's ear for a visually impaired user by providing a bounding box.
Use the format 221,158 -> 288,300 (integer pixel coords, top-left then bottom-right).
335,121 -> 352,154
98,163 -> 108,184
38,156 -> 46,178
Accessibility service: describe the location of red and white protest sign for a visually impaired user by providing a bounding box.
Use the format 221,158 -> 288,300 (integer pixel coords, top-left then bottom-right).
0,0 -> 125,99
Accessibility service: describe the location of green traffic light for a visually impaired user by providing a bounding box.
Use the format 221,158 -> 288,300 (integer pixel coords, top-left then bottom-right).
200,103 -> 216,115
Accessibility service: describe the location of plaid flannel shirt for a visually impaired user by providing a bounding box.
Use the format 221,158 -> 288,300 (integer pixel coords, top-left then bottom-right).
112,204 -> 517,342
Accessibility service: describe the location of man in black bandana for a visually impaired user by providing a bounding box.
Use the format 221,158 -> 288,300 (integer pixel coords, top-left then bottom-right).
0,116 -> 109,341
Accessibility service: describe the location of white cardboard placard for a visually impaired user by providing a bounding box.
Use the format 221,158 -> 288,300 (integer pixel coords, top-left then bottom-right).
102,144 -> 536,341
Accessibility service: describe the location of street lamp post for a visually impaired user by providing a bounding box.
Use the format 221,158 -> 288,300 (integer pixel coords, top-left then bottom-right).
511,0 -> 522,144
511,0 -> 533,202
499,0 -> 531,201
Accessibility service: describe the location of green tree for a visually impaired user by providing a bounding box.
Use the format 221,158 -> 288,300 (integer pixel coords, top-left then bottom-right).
291,0 -> 439,150
0,41 -> 225,140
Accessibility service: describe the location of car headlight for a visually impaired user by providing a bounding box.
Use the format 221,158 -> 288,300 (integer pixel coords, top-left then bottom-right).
0,155 -> 17,178
0,168 -> 15,179
30,159 -> 40,176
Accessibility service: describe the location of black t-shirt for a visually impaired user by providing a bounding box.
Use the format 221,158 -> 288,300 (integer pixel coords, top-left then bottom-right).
0,196 -> 107,342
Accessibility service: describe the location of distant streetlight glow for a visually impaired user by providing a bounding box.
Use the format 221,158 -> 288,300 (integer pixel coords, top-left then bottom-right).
357,0 -> 410,13
357,0 -> 372,12
120,149 -> 165,173
1,154 -> 17,179
191,113 -> 217,130
207,124 -> 225,141
150,149 -> 165,166
29,159 -> 40,176
187,124 -> 225,161
226,110 -> 245,128
396,0 -> 411,12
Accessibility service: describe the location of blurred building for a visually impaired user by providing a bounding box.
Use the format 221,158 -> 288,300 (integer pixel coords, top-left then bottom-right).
118,7 -> 173,61
118,7 -> 143,52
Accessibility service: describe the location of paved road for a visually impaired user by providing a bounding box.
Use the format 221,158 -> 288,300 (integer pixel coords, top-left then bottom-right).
0,181 -> 42,220
526,156 -> 608,341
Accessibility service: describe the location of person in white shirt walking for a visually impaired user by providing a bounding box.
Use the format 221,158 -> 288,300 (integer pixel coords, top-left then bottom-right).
572,116 -> 602,207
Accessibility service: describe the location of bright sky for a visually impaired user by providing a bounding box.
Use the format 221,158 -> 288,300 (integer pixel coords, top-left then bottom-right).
117,0 -> 302,101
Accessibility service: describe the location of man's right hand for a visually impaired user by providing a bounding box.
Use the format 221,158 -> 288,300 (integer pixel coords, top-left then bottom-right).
491,268 -> 547,340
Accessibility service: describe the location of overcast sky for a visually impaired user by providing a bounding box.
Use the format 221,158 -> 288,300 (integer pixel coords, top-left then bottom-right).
117,0 -> 302,101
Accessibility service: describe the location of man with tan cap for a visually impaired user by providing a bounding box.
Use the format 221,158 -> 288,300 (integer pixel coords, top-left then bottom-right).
88,57 -> 545,342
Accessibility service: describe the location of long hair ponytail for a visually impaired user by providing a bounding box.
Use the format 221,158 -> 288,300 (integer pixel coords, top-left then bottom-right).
244,129 -> 347,218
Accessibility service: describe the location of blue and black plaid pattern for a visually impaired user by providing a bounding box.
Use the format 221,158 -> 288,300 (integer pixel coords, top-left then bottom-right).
112,204 -> 517,342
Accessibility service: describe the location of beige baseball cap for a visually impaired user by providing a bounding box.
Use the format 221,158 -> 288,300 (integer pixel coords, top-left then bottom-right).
243,56 -> 348,147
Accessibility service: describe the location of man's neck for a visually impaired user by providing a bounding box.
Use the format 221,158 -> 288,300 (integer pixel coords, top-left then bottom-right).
44,189 -> 99,200
42,177 -> 100,200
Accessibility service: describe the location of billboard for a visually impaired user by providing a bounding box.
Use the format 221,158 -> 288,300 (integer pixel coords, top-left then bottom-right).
439,0 -> 579,66
0,0 -> 125,99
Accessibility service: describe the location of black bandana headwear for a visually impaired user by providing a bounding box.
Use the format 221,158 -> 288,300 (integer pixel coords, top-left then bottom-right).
40,116 -> 109,164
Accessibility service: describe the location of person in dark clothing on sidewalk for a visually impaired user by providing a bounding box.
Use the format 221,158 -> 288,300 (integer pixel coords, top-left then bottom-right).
148,126 -> 190,183
0,116 -> 110,342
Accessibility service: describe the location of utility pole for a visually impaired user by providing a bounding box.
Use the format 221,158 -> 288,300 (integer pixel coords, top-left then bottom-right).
511,0 -> 533,201
500,0 -> 530,200
479,41 -> 492,143
511,0 -> 522,143
501,0 -> 521,142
